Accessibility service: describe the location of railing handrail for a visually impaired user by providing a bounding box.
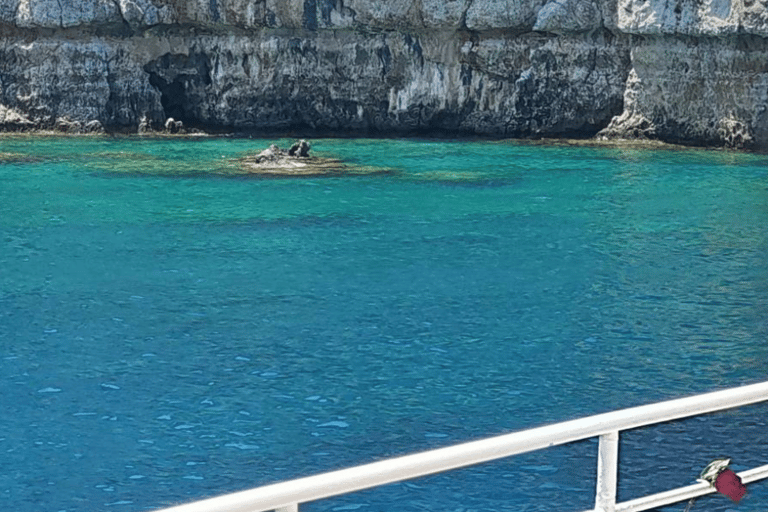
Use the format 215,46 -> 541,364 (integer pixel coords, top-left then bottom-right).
155,380 -> 768,512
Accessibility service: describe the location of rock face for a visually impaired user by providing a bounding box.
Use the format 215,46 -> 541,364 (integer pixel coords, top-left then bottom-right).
0,0 -> 766,147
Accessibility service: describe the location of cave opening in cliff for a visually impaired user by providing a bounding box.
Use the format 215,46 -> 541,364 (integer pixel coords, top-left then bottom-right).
144,53 -> 212,127
148,75 -> 189,122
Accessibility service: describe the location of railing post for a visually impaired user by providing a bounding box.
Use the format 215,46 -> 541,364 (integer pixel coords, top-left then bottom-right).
595,431 -> 619,512
275,504 -> 298,512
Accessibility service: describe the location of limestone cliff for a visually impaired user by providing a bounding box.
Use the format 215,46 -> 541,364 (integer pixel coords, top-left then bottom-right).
0,0 -> 766,147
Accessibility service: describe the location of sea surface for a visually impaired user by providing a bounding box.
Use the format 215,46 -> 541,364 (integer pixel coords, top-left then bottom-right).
0,136 -> 766,512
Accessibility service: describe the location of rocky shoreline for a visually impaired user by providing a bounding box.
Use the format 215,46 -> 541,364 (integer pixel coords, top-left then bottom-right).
0,129 -> 738,156
1,0 -> 766,152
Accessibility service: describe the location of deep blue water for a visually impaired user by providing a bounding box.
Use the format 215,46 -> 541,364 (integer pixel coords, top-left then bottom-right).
0,136 -> 766,512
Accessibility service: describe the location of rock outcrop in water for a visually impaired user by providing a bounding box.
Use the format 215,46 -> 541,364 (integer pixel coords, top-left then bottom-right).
236,140 -> 387,176
0,0 -> 767,148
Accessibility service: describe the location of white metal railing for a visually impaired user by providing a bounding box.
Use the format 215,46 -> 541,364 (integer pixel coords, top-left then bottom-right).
154,381 -> 768,512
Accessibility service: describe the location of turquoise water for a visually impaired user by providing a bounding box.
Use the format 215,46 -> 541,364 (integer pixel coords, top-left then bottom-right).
0,136 -> 766,512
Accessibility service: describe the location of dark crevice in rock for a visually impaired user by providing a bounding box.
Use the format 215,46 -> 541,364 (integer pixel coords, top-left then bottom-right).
320,0 -> 337,25
303,0 -> 317,30
403,34 -> 424,67
376,44 -> 392,77
301,0 -> 341,30
209,0 -> 220,22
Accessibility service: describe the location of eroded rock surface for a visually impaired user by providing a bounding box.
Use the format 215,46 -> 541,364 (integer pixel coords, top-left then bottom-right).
0,0 -> 767,147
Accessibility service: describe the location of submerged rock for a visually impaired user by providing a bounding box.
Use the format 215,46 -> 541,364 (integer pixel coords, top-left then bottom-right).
0,151 -> 37,163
